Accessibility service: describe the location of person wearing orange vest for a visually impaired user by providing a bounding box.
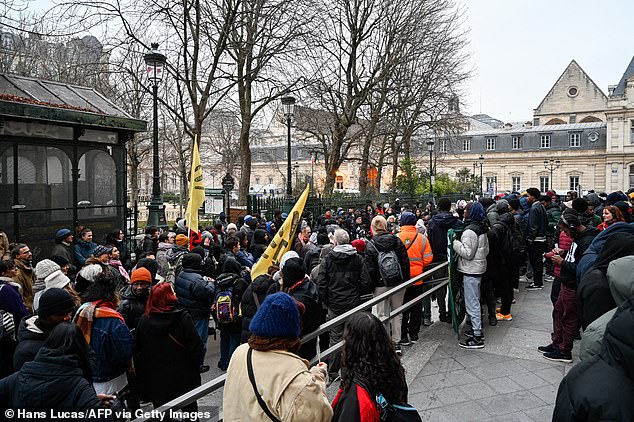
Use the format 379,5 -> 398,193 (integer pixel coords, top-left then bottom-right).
397,212 -> 433,345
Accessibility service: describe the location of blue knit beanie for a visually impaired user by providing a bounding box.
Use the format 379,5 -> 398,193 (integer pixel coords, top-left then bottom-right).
249,292 -> 300,338
400,212 -> 417,226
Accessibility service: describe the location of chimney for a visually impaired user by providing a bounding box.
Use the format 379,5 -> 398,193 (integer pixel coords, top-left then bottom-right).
608,85 -> 617,97
504,122 -> 512,130
524,121 -> 533,129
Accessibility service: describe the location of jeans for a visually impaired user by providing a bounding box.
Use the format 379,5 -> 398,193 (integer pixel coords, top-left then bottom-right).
481,275 -> 496,318
218,328 -> 241,369
327,308 -> 345,379
401,284 -> 423,338
528,241 -> 547,286
552,284 -> 578,354
421,284 -> 432,321
463,274 -> 482,336
193,318 -> 210,365
374,286 -> 405,343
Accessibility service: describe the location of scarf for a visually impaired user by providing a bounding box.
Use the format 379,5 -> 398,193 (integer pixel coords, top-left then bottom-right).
75,300 -> 124,345
109,259 -> 130,282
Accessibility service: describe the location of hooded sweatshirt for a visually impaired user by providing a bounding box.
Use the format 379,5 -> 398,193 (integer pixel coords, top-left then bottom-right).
427,211 -> 462,262
13,315 -> 47,371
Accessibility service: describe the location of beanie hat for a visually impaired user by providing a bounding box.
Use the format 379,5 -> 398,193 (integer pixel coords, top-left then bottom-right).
49,255 -> 70,268
55,228 -> 72,240
93,245 -> 113,257
399,212 -> 417,226
606,192 -> 624,205
78,264 -> 103,282
244,215 -> 253,223
181,253 -> 202,270
279,251 -> 299,270
35,260 -> 60,281
175,234 -> 189,246
249,292 -> 300,338
131,267 -> 153,284
560,208 -> 580,230
496,199 -> 510,212
351,239 -> 366,253
281,258 -> 306,286
38,288 -> 75,319
45,270 -> 71,290
415,219 -> 427,235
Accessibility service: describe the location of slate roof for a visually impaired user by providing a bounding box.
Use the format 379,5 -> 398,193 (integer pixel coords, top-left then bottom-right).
613,56 -> 634,97
462,121 -> 605,136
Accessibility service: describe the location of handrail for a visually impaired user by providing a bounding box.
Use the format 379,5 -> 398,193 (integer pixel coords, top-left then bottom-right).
132,260 -> 450,422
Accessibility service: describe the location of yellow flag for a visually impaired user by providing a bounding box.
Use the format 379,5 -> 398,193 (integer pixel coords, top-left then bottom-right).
185,135 -> 205,237
251,185 -> 311,279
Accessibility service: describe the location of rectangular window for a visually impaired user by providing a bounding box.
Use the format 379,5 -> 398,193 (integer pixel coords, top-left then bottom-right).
569,115 -> 576,124
569,133 -> 581,147
255,177 -> 260,185
512,176 -> 521,192
540,135 -> 551,149
569,176 -> 580,191
512,136 -> 522,150
540,176 -> 549,192
630,165 -> 634,189
462,138 -> 471,152
440,139 -> 447,153
268,177 -> 273,185
486,137 -> 496,151
630,120 -> 634,144
485,176 -> 497,193
336,176 -> 344,190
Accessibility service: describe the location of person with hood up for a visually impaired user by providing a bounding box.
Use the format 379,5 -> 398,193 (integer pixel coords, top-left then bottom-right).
489,201 -> 517,322
117,267 -> 152,331
318,229 -> 372,380
0,322 -> 115,415
135,282 -> 203,413
13,288 -> 75,372
553,297 -> 634,421
223,292 -> 333,422
426,198 -> 463,323
453,201 -> 489,349
397,212 -> 433,345
251,229 -> 269,263
541,208 -> 598,363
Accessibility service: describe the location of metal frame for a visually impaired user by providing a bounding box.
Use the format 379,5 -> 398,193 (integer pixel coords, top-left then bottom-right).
131,261 -> 449,422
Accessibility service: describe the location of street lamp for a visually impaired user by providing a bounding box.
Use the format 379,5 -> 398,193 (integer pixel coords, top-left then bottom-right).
479,155 -> 485,197
427,140 -> 435,207
281,95 -> 296,197
544,159 -> 561,191
144,42 -> 168,230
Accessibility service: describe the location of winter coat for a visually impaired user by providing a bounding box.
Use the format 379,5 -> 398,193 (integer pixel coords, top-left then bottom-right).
223,344 -> 333,422
318,245 -> 372,315
0,231 -> 9,260
397,225 -> 433,284
74,239 -> 97,267
553,297 -> 634,421
0,347 -> 105,413
236,248 -> 254,269
0,280 -> 28,334
12,259 -> 35,312
453,221 -> 489,275
545,203 -> 562,237
488,211 -> 514,266
240,276 -> 277,342
51,242 -> 76,273
251,229 -> 268,263
364,231 -> 410,288
526,201 -> 548,241
486,203 -> 499,227
135,309 -> 203,404
553,231 -> 573,278
332,383 -> 381,422
174,269 -> 215,320
155,242 -> 173,277
13,315 -> 47,372
576,222 -> 634,282
117,285 -> 147,331
559,227 -> 599,288
426,211 -> 462,263
580,256 -> 634,360
142,235 -> 157,255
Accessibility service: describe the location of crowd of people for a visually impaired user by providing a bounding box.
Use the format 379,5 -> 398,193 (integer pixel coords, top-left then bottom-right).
0,186 -> 632,420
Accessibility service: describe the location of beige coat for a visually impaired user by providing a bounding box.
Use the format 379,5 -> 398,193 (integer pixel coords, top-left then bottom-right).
223,343 -> 332,422
13,259 -> 35,312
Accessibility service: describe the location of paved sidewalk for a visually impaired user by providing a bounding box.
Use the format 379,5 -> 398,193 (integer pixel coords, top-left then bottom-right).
400,282 -> 576,421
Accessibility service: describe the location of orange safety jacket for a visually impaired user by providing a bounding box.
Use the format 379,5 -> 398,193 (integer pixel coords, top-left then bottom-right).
397,225 -> 433,285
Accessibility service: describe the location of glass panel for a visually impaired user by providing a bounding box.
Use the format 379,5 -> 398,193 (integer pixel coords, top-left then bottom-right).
17,210 -> 74,262
0,145 -> 14,212
77,149 -> 116,214
77,207 -> 122,243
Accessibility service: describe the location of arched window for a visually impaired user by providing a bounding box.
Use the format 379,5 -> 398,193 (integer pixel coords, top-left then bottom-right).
545,118 -> 566,125
579,116 -> 602,123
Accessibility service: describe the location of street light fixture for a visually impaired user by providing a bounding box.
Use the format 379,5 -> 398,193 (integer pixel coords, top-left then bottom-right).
544,159 -> 561,191
144,42 -> 167,230
427,140 -> 435,207
281,95 -> 296,197
479,154 -> 485,197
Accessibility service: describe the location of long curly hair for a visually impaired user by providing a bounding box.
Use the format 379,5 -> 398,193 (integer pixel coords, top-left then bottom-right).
341,312 -> 407,403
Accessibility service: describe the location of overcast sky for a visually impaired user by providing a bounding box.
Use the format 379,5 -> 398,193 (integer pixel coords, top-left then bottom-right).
462,0 -> 634,122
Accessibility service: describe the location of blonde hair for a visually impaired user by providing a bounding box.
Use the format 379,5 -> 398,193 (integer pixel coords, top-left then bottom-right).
371,215 -> 387,233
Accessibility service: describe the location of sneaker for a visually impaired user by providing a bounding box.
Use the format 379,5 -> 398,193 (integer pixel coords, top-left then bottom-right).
423,318 -> 433,326
464,329 -> 484,340
543,350 -> 572,363
459,335 -> 484,349
410,334 -> 419,343
513,288 -> 520,293
537,343 -> 557,353
394,343 -> 402,356
526,283 -> 544,290
399,337 -> 411,346
512,298 -> 517,304
496,312 -> 513,321
200,365 -> 210,373
544,274 -> 555,282
488,316 -> 498,326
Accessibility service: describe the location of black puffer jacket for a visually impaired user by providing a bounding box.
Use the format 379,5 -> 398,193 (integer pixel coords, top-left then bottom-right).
527,201 -> 548,241
174,269 -> 215,320
13,315 -> 48,372
427,211 -> 462,262
240,276 -> 277,342
364,231 -> 410,288
553,297 -> 634,421
117,285 -> 148,331
318,245 -> 372,315
0,347 -> 104,413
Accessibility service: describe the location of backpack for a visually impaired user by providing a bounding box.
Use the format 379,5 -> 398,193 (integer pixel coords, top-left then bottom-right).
368,240 -> 403,286
376,393 -> 422,422
165,253 -> 185,284
507,220 -> 527,260
212,273 -> 241,325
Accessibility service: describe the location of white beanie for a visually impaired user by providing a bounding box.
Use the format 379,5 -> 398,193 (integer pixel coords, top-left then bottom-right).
35,260 -> 60,281
279,251 -> 299,270
78,264 -> 103,282
45,270 -> 71,289
415,219 -> 427,235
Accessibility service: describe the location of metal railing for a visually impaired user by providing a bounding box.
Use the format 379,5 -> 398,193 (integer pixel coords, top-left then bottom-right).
132,261 -> 449,422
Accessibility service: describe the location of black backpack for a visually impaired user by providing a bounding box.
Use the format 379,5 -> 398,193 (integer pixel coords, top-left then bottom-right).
506,220 -> 527,260
368,240 -> 403,286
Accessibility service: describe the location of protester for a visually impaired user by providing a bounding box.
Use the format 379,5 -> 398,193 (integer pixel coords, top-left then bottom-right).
11,244 -> 36,312
51,228 -> 76,276
118,267 -> 152,331
74,227 -> 97,267
240,274 -> 276,343
525,188 -> 549,290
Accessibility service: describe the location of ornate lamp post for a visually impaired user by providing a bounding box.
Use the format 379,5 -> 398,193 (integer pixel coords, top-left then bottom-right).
144,43 -> 167,229
479,154 -> 485,197
281,95 -> 296,197
427,140 -> 435,207
544,159 -> 561,191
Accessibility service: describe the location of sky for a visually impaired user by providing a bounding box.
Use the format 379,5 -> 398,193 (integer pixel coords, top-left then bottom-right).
462,0 -> 634,122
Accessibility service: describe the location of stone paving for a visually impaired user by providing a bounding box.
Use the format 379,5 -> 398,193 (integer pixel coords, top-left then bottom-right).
399,281 -> 577,422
